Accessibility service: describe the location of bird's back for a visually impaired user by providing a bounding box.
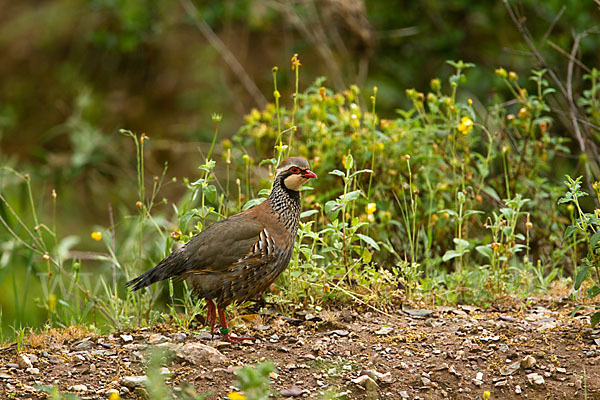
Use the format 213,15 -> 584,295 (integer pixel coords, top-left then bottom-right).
127,197 -> 297,306
127,156 -> 312,307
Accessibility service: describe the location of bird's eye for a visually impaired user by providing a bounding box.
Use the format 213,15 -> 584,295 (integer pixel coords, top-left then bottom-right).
289,167 -> 301,174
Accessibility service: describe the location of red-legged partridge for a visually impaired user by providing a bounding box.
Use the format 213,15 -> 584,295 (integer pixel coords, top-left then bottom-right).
126,157 -> 317,342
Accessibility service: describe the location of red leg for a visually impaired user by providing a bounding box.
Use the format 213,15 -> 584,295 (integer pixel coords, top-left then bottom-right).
217,306 -> 254,343
206,299 -> 217,335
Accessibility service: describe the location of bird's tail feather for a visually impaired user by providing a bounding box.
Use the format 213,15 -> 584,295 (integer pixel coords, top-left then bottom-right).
126,250 -> 189,291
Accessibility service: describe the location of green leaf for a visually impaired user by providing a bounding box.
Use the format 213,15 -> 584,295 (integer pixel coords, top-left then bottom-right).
563,225 -> 578,240
442,250 -> 462,262
179,210 -> 195,231
453,238 -> 470,249
191,187 -> 200,201
325,200 -> 342,216
475,245 -> 493,260
574,264 -> 589,290
591,231 -> 600,249
344,154 -> 354,170
242,197 -> 266,211
362,248 -> 372,263
258,158 -> 277,167
546,268 -> 559,283
557,196 -> 572,205
198,159 -> 216,173
463,210 -> 484,218
299,247 -> 312,259
349,169 -> 373,179
587,285 -> 600,298
190,178 -> 206,188
300,210 -> 319,218
204,185 -> 217,203
592,311 -> 600,328
257,188 -> 271,196
57,235 -> 81,261
342,190 -> 362,202
356,233 -> 380,251
196,206 -> 215,218
329,170 -> 346,177
514,233 -> 525,241
438,209 -> 458,217
482,186 -> 502,202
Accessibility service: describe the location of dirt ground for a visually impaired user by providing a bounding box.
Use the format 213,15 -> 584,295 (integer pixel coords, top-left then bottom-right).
1,298 -> 599,400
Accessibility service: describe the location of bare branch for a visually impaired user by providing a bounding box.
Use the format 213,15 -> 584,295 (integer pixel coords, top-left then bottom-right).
541,5 -> 566,44
565,30 -> 599,204
547,40 -> 592,74
266,0 -> 346,90
503,0 -> 600,201
179,0 -> 267,108
502,0 -> 568,98
565,33 -> 586,155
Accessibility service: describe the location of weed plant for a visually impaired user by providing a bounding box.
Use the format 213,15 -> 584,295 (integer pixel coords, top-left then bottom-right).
1,57 -> 599,340
235,60 -> 573,306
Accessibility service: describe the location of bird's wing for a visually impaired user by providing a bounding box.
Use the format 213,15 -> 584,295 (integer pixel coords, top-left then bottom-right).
180,212 -> 268,275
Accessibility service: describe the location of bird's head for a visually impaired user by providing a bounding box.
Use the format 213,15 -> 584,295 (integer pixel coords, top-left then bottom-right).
276,157 -> 317,191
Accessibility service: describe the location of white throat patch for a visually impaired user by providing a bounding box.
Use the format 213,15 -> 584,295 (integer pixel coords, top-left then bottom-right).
283,174 -> 308,191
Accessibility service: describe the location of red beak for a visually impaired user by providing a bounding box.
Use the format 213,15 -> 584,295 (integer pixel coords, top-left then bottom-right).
302,170 -> 318,179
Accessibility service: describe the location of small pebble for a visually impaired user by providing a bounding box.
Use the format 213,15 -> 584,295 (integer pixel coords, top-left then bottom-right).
17,354 -> 33,369
69,384 -> 87,392
120,334 -> 133,343
375,326 -> 393,335
280,386 -> 303,397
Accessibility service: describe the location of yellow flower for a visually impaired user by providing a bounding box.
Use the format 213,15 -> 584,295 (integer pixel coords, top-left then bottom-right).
483,391 -> 491,399
518,107 -> 530,120
291,53 -> 301,70
108,391 -> 120,400
227,392 -> 246,400
366,203 -> 377,215
91,231 -> 103,241
457,116 -> 473,134
319,87 -> 326,101
48,294 -> 57,313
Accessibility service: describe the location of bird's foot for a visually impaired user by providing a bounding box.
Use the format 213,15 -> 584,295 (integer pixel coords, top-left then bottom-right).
220,328 -> 253,343
222,334 -> 254,343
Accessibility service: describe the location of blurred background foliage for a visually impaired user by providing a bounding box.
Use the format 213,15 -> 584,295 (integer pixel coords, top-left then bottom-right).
1,0 -> 600,336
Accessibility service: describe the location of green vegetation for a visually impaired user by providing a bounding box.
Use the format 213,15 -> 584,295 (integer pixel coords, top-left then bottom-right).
1,1 -> 600,398
0,0 -> 599,370
2,56 -> 599,336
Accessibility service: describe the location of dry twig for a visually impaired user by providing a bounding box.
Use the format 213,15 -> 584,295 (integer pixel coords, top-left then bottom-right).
179,0 -> 267,108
